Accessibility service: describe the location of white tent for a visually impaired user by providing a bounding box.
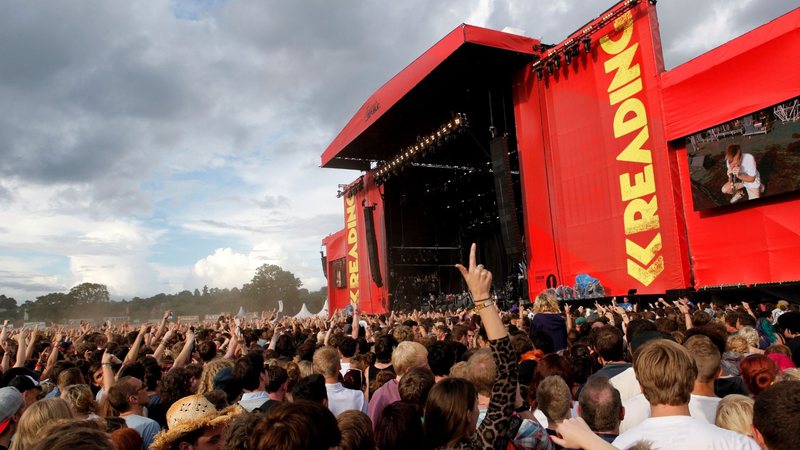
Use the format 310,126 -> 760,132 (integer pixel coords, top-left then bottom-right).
294,303 -> 314,319
235,306 -> 246,317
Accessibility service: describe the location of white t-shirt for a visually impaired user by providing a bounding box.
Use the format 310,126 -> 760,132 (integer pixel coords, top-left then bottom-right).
325,382 -> 368,417
620,394 -> 723,433
726,153 -> 761,189
609,366 -> 641,403
533,401 -> 579,429
613,415 -> 760,450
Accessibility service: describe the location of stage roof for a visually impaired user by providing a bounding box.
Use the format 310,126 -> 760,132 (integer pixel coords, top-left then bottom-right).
320,24 -> 539,170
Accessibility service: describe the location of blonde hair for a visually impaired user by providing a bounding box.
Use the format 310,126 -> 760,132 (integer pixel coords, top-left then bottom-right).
634,340 -> 697,406
465,349 -> 497,397
11,398 -> 74,450
312,346 -> 341,378
196,358 -> 234,395
449,361 -> 468,378
297,360 -> 314,378
778,368 -> 800,382
533,292 -> 560,313
391,341 -> 428,375
715,394 -> 754,436
61,384 -> 98,417
737,327 -> 759,348
726,335 -> 749,354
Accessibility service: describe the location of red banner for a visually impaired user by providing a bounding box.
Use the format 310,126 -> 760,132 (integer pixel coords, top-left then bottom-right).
333,174 -> 388,315
514,2 -> 691,296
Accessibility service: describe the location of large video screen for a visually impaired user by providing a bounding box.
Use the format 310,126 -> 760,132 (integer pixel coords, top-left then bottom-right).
686,96 -> 800,210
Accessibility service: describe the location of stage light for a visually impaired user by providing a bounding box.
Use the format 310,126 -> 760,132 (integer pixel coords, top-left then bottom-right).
582,37 -> 591,53
553,56 -> 560,70
546,62 -> 554,75
564,52 -> 571,65
536,68 -> 543,80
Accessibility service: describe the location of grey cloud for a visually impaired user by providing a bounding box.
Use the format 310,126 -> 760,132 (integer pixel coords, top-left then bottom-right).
256,194 -> 291,209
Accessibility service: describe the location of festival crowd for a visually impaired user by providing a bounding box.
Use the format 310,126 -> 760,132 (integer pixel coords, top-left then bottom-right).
0,244 -> 798,450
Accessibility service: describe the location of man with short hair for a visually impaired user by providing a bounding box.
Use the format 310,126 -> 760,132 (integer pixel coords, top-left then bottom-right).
620,335 -> 723,432
577,376 -> 623,443
613,340 -> 759,449
108,376 -> 161,450
537,375 -> 573,449
0,387 -> 23,450
7,375 -> 41,411
338,337 -> 357,376
427,341 -> 455,382
752,381 -> 800,450
255,365 -> 288,414
590,326 -> 630,380
233,353 -> 268,412
313,346 -> 367,417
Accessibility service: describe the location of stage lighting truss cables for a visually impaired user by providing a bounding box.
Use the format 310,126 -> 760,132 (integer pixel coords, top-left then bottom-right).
373,113 -> 469,185
531,0 -> 644,82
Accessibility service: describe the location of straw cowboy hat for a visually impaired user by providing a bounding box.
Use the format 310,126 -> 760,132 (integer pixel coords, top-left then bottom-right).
150,394 -> 242,450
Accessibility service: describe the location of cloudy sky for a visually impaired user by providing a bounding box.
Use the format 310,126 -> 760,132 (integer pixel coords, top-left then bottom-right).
1,0 -> 796,302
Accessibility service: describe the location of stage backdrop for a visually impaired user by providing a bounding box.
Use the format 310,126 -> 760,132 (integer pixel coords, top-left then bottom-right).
328,173 -> 389,315
322,229 -> 348,316
514,1 -> 691,297
662,7 -> 800,288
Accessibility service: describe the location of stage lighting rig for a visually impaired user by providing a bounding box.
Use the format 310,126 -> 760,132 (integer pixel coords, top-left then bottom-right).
373,114 -> 469,185
530,0 -> 644,84
336,177 -> 364,198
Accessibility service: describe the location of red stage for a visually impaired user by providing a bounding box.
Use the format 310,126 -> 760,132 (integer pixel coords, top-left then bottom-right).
322,2 -> 800,314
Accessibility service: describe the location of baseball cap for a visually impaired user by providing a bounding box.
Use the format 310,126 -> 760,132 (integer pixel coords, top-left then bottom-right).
0,387 -> 23,434
7,375 -> 40,394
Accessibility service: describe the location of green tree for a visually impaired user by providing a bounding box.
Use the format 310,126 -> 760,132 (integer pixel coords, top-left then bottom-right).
30,292 -> 74,322
242,264 -> 302,310
69,282 -> 110,304
0,295 -> 19,321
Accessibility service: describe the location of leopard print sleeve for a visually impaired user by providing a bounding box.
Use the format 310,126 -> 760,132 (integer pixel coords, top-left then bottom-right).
474,336 -> 518,450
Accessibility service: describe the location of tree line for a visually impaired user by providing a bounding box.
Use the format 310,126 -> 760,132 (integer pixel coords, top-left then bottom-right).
0,264 -> 326,324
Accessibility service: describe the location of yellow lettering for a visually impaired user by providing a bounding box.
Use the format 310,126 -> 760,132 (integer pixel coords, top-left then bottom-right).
602,8 -> 665,287
604,44 -> 640,93
599,11 -> 634,55
620,164 -> 655,201
613,97 -> 646,138
627,255 -> 664,286
609,78 -> 642,105
626,233 -> 662,266
624,195 -> 660,235
345,195 -> 359,306
616,125 -> 652,164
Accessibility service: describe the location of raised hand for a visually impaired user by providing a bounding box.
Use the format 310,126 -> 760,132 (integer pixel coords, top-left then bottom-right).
455,243 -> 492,300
